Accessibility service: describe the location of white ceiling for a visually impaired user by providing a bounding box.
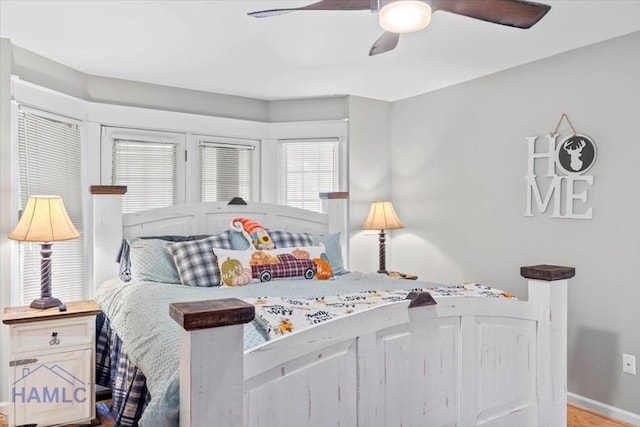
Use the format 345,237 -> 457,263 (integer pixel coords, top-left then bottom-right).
1,0 -> 639,102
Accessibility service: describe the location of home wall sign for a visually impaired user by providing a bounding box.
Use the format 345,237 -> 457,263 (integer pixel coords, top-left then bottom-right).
525,114 -> 597,220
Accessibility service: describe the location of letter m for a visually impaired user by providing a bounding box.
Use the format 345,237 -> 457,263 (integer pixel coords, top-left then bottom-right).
525,175 -> 562,217
43,386 -> 59,403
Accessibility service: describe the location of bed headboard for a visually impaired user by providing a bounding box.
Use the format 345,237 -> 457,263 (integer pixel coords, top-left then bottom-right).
122,201 -> 330,238
90,186 -> 348,292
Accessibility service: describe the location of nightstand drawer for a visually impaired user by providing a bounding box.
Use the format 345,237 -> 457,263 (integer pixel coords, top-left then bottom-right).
11,317 -> 94,353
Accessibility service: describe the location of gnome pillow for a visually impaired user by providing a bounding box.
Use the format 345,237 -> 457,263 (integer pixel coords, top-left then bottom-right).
231,217 -> 276,250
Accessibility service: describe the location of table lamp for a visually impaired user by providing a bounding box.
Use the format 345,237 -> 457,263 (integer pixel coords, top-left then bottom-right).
8,195 -> 80,309
362,201 -> 404,275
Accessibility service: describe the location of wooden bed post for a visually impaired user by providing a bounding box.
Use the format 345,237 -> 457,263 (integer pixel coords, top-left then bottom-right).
320,191 -> 349,267
521,264 -> 575,427
90,185 -> 126,292
170,299 -> 255,427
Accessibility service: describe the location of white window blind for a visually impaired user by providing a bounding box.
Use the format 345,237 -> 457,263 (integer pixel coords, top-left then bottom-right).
112,139 -> 177,213
200,142 -> 254,202
278,139 -> 339,213
17,108 -> 85,305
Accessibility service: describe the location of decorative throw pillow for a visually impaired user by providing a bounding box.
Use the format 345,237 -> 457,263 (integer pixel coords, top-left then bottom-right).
215,245 -> 327,287
118,234 -> 213,282
230,229 -> 251,250
314,253 -> 333,280
269,230 -> 315,248
128,237 -> 182,284
166,233 -> 235,287
313,232 -> 347,275
231,217 -> 275,250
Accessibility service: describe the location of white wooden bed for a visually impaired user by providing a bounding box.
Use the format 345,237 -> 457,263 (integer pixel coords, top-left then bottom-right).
91,186 -> 572,427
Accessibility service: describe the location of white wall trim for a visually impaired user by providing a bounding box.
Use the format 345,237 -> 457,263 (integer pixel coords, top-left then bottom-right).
88,102 -> 267,140
266,118 -> 349,139
11,76 -> 88,121
568,392 -> 640,426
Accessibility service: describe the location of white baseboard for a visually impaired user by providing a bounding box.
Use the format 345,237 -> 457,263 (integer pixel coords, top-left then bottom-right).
568,392 -> 640,426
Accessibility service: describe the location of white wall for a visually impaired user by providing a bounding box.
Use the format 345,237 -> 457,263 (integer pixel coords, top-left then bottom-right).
390,32 -> 640,415
347,96 -> 392,273
268,96 -> 349,122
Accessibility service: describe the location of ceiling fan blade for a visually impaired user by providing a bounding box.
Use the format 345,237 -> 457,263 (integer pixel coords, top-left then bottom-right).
248,0 -> 374,18
432,0 -> 551,29
369,32 -> 400,56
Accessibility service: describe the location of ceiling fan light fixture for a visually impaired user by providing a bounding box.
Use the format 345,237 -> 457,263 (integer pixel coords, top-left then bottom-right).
379,0 -> 432,34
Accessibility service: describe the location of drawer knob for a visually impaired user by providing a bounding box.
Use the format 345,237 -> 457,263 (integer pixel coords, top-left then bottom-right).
49,332 -> 60,346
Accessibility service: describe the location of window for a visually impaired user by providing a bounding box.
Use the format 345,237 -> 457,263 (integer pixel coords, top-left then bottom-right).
112,139 -> 177,213
278,138 -> 339,213
16,107 -> 85,304
200,141 -> 255,202
102,127 -> 186,213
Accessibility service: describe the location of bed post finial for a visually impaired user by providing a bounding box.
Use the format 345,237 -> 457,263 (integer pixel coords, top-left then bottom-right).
228,197 -> 248,205
522,264 -> 574,427
520,264 -> 575,281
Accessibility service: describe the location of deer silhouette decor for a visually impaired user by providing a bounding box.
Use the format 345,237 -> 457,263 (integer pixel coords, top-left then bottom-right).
563,139 -> 586,171
557,135 -> 596,175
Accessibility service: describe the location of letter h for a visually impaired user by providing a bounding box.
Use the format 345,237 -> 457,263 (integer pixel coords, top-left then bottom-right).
525,134 -> 557,178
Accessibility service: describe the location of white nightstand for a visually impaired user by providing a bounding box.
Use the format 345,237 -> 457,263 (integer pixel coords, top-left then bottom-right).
2,300 -> 101,427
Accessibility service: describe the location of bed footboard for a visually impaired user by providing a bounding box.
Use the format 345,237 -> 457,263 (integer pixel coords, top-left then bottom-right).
171,265 -> 573,427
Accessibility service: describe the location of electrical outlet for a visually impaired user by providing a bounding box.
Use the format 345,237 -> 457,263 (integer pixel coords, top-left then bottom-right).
623,354 -> 636,375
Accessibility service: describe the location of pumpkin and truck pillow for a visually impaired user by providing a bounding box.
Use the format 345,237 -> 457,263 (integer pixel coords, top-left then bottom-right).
215,246 -> 333,287
218,217 -> 333,286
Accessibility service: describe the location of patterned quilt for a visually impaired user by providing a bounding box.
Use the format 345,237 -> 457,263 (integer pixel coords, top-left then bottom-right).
246,283 -> 514,339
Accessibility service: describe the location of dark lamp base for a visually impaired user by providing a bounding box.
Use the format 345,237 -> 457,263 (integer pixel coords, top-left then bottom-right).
30,297 -> 62,310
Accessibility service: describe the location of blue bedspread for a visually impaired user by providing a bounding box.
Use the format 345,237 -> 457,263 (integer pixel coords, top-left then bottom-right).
95,274 -> 508,426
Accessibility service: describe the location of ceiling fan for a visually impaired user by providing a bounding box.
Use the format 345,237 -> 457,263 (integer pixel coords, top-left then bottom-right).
248,0 -> 551,56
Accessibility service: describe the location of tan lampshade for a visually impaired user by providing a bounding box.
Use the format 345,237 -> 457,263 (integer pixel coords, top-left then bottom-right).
8,195 -> 80,242
362,201 -> 404,231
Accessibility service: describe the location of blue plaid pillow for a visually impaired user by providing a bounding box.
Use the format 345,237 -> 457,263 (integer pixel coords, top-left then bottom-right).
268,230 -> 314,249
166,231 -> 234,287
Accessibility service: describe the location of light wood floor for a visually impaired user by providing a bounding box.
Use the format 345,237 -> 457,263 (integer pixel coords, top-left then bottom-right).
567,403 -> 637,427
1,403 -> 636,426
